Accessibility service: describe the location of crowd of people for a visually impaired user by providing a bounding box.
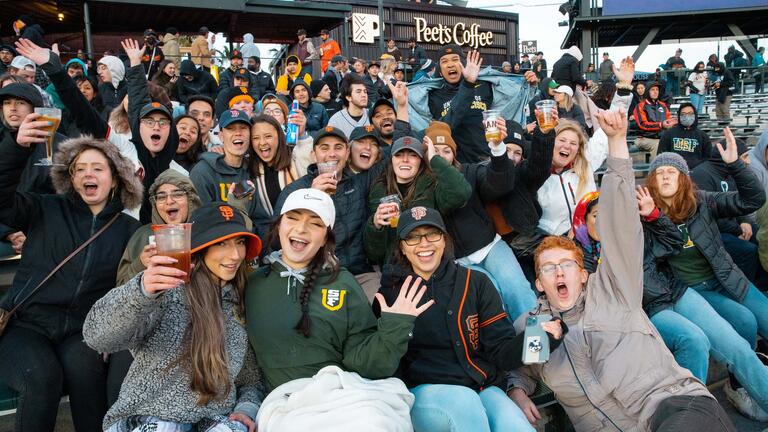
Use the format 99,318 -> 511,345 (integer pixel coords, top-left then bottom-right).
2,14 -> 768,432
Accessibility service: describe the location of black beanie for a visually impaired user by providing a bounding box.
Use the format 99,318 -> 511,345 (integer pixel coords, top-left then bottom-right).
436,44 -> 465,61
310,80 -> 327,98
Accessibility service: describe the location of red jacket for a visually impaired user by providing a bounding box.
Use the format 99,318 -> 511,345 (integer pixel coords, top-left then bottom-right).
634,98 -> 670,138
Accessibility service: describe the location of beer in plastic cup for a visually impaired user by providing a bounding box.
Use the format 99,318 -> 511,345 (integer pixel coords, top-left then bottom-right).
482,110 -> 502,142
317,161 -> 339,194
34,107 -> 62,166
535,100 -> 557,129
152,223 -> 192,283
379,194 -> 401,228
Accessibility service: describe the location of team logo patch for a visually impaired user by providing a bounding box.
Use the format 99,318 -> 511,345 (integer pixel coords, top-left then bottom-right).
151,102 -> 161,108
411,206 -> 427,220
240,86 -> 249,94
219,205 -> 235,221
365,125 -> 375,133
229,109 -> 241,117
466,314 -> 479,350
403,137 -> 413,146
325,126 -> 335,133
321,288 -> 346,311
436,136 -> 446,144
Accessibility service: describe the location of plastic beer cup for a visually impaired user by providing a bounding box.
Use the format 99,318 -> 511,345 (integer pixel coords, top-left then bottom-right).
152,223 -> 192,283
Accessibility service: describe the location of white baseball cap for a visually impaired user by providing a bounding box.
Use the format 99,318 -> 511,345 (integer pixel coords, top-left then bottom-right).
10,56 -> 35,71
280,188 -> 336,229
554,85 -> 573,97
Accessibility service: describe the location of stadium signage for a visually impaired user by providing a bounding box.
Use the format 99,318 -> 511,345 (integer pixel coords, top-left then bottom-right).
414,17 -> 494,49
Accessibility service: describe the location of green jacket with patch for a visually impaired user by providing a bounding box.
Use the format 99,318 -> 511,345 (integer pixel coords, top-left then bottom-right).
245,256 -> 415,392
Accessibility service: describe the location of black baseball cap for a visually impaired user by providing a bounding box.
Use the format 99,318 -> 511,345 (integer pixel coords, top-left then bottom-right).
0,44 -> 16,55
190,203 -> 262,259
313,126 -> 348,145
0,83 -> 43,107
234,68 -> 250,81
397,206 -> 447,239
219,109 -> 251,128
349,125 -> 383,146
230,49 -> 243,59
368,60 -> 381,68
331,55 -> 345,64
139,101 -> 171,119
391,136 -> 424,159
320,29 -> 330,35
437,44 -> 464,61
369,98 -> 395,121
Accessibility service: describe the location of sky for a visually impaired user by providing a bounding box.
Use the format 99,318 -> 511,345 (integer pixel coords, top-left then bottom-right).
466,0 -> 766,71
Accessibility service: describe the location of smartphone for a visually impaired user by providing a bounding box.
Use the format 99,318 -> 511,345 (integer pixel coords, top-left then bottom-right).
522,313 -> 552,364
232,180 -> 255,199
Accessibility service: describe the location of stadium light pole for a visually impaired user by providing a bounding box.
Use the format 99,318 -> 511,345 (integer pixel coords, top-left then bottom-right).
378,0 -> 385,54
83,1 -> 94,58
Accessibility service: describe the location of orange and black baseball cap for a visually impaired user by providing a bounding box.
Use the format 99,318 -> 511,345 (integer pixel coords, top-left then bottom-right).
190,202 -> 262,259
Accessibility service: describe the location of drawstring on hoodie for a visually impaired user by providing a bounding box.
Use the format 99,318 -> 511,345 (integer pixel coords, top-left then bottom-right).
267,251 -> 307,302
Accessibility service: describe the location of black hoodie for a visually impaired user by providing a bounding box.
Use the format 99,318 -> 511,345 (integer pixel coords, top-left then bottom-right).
176,60 -> 219,104
658,103 -> 712,169
690,139 -> 752,237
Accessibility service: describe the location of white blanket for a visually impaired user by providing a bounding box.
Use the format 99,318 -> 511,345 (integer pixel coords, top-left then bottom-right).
257,366 -> 414,432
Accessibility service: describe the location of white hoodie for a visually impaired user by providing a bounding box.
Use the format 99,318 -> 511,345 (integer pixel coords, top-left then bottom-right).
240,33 -> 260,59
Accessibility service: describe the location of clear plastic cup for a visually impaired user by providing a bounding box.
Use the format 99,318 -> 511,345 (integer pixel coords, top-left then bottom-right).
379,194 -> 401,228
152,223 -> 192,283
34,107 -> 62,166
535,100 -> 557,129
482,110 -> 501,142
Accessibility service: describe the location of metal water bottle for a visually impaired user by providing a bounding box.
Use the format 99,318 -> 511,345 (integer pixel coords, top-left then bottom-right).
286,100 -> 300,145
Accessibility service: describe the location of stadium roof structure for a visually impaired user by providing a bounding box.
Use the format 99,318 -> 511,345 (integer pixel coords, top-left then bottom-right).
0,0 -> 350,43
559,0 -> 768,66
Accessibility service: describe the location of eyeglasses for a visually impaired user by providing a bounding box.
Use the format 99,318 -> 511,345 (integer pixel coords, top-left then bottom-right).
539,259 -> 580,277
403,230 -> 443,246
263,108 -> 284,116
152,190 -> 187,203
141,118 -> 171,128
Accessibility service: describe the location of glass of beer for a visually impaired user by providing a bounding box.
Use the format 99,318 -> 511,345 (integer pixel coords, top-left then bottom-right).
482,110 -> 502,143
34,107 -> 62,166
535,100 -> 557,130
379,194 -> 401,228
153,223 -> 192,283
317,161 -> 339,194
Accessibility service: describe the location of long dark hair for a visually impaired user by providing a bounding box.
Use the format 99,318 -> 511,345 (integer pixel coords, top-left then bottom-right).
591,81 -> 616,110
266,216 -> 340,338
248,115 -> 293,177
377,151 -> 433,208
181,252 -> 248,405
174,114 -> 204,170
151,60 -> 177,101
74,74 -> 105,113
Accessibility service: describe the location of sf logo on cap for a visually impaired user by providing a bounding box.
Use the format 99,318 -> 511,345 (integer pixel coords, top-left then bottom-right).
411,206 -> 427,220
219,205 -> 235,221
240,87 -> 249,94
365,125 -> 375,133
325,126 -> 334,133
151,102 -> 161,108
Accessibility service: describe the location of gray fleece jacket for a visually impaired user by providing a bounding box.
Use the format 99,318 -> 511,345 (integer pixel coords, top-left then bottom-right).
83,273 -> 265,429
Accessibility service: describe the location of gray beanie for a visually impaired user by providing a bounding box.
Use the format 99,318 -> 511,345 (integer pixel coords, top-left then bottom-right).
649,152 -> 690,176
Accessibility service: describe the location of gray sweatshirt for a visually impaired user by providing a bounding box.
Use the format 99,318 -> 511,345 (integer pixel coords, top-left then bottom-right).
83,273 -> 265,429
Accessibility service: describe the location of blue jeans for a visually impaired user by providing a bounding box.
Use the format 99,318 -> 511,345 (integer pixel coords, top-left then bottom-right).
458,240 -> 537,322
690,93 -> 706,116
410,384 -> 534,432
685,280 -> 768,411
651,308 -> 710,382
721,231 -> 759,283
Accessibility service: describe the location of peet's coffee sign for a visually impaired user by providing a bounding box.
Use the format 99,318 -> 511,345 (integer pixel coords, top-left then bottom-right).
414,17 -> 494,49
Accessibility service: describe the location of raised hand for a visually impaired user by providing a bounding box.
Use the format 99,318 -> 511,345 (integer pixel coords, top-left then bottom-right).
228,412 -> 256,432
288,109 -> 307,135
16,113 -> 52,147
375,275 -> 435,317
636,186 -> 656,217
373,202 -> 398,229
14,38 -> 50,66
612,56 -> 635,86
51,43 -> 60,56
717,127 -> 738,164
423,135 -> 436,161
523,70 -> 539,85
536,106 -> 558,133
462,50 -> 483,84
388,80 -> 409,108
121,39 -> 146,67
595,108 -> 628,138
142,254 -> 187,294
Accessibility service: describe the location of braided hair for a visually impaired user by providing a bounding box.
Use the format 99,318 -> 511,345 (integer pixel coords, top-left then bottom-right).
267,218 -> 340,338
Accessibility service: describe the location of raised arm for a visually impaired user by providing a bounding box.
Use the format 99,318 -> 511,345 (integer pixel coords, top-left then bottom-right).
15,39 -> 109,138
592,108 -> 644,308
707,127 -> 766,218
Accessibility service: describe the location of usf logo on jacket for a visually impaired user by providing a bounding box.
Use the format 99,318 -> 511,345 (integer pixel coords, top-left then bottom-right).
321,288 -> 347,311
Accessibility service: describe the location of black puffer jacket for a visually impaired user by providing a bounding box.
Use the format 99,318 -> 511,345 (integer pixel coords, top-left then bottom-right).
496,128 -> 554,236
0,137 -> 142,340
275,162 -> 387,275
446,154 -> 516,258
641,211 -> 689,317
551,53 -> 587,89
657,160 -> 765,302
177,60 -> 219,104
